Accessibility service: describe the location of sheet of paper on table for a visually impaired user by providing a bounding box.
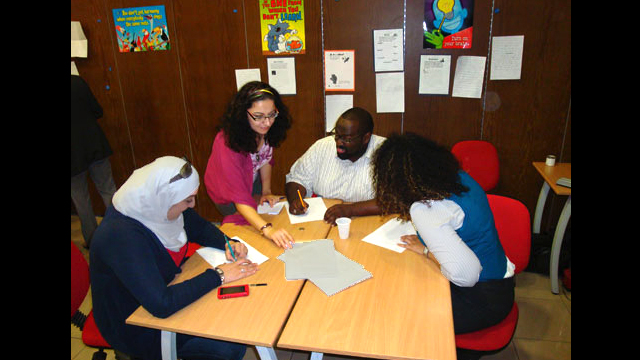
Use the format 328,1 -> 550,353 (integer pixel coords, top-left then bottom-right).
196,236 -> 270,267
257,201 -> 286,215
361,217 -> 417,253
283,197 -> 328,224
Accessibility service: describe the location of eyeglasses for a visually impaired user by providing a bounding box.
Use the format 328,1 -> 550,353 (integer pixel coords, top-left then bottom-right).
169,156 -> 193,184
247,110 -> 279,123
328,128 -> 364,144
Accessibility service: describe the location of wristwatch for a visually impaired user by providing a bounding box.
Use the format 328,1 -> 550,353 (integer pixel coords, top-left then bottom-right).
259,222 -> 273,236
214,267 -> 225,284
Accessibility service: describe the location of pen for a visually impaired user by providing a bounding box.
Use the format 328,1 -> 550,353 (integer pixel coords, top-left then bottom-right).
249,283 -> 268,286
224,234 -> 237,261
296,189 -> 307,210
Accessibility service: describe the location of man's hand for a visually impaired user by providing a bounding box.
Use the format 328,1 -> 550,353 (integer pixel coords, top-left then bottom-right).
323,204 -> 353,225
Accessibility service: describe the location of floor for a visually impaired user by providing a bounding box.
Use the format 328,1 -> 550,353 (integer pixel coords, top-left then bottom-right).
72,215 -> 571,360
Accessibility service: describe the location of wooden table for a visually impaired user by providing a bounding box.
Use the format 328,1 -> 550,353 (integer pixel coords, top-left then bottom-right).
277,214 -> 457,360
532,162 -> 571,294
126,198 -> 341,360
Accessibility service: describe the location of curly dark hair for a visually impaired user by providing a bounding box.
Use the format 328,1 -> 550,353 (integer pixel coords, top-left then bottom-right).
372,132 -> 469,221
219,81 -> 292,154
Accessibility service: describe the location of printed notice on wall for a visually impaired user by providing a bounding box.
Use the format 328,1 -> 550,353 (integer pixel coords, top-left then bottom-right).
452,56 -> 486,98
325,50 -> 355,91
260,0 -> 306,55
376,72 -> 404,113
112,5 -> 169,52
490,35 -> 524,80
419,55 -> 451,95
267,57 -> 297,95
373,29 -> 404,72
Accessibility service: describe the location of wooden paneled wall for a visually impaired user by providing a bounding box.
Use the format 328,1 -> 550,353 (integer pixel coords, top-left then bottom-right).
71,0 -> 571,229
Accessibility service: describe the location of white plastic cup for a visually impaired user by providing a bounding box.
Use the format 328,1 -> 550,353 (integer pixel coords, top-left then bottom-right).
545,155 -> 556,166
336,217 -> 352,239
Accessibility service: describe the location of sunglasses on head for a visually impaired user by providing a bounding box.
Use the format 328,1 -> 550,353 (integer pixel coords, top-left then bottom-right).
169,156 -> 193,184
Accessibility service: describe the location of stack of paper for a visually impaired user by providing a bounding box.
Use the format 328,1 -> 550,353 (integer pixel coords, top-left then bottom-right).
277,239 -> 372,296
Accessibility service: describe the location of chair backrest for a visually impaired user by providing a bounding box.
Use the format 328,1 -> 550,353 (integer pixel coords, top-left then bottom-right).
487,195 -> 531,273
71,241 -> 90,317
451,140 -> 499,192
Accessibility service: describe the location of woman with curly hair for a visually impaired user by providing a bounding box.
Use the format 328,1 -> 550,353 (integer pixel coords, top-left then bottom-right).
205,81 -> 294,249
371,132 -> 515,338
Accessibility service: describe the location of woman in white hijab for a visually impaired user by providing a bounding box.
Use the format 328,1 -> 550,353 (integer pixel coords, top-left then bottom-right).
90,156 -> 257,360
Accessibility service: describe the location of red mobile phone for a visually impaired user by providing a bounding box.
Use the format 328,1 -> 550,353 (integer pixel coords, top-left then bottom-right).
217,284 -> 250,299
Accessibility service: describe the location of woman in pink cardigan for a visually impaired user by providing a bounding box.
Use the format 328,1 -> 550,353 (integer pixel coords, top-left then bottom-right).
205,81 -> 295,248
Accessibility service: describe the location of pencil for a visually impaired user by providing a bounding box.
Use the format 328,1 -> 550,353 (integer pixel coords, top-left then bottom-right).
224,234 -> 237,261
296,189 -> 306,209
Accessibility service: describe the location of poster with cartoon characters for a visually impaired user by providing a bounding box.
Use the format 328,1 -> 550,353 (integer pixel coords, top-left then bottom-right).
423,0 -> 474,49
260,0 -> 305,55
112,5 -> 170,53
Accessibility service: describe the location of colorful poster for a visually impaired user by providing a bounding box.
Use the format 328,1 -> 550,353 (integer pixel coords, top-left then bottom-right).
423,0 -> 474,49
260,0 -> 305,55
112,5 -> 170,52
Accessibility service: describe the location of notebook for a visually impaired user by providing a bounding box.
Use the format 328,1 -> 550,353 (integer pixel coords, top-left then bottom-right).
277,239 -> 372,296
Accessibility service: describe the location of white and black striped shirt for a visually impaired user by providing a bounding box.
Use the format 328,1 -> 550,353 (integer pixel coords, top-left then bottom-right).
285,135 -> 386,203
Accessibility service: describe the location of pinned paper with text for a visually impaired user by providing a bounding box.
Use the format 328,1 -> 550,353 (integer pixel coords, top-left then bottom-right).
452,56 -> 486,99
419,55 -> 451,95
490,35 -> 524,80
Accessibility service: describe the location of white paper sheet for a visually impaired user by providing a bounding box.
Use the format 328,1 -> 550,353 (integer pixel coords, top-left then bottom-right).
419,55 -> 451,95
267,57 -> 296,95
71,21 -> 88,58
325,94 -> 353,132
361,218 -> 417,253
196,236 -> 270,267
375,72 -> 405,113
235,68 -> 261,90
490,35 -> 524,80
452,56 -> 486,99
373,28 -> 404,72
325,50 -> 355,91
283,197 -> 328,224
257,201 -> 286,215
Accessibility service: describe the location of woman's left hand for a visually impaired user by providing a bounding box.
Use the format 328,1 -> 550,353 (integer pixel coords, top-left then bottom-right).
398,235 -> 426,255
259,194 -> 283,208
225,241 -> 249,261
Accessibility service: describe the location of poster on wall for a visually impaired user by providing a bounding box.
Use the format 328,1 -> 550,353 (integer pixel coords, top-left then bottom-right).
112,5 -> 170,52
260,0 -> 306,55
324,50 -> 355,91
423,0 -> 474,49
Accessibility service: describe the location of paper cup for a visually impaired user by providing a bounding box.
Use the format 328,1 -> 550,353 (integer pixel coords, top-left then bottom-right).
336,217 -> 351,239
545,155 -> 556,166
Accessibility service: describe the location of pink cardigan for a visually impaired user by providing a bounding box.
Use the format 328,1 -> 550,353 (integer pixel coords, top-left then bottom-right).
204,131 -> 274,225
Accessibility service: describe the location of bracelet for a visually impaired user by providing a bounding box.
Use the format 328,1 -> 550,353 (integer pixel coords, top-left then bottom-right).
259,222 -> 273,235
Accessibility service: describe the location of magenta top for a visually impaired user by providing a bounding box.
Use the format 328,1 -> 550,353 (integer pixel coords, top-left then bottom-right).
204,131 -> 274,225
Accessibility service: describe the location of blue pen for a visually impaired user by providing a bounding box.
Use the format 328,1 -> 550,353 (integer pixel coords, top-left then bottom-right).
224,234 -> 237,261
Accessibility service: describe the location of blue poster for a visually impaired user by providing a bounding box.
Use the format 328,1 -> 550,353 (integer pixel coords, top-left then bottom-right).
112,5 -> 170,52
423,0 -> 474,49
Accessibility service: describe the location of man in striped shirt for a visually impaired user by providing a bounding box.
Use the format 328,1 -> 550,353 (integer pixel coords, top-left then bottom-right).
285,107 -> 386,224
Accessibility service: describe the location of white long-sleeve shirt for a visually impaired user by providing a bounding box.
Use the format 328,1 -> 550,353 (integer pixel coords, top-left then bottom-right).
410,200 -> 515,287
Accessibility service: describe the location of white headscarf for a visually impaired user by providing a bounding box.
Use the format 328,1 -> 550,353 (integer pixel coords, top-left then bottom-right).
112,156 -> 200,251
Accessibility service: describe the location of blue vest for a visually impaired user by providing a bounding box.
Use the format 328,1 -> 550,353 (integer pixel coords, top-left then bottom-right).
418,171 -> 507,281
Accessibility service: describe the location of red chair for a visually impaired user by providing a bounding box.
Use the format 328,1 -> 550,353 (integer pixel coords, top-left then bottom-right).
71,241 -> 112,360
455,195 -> 531,358
451,141 -> 500,192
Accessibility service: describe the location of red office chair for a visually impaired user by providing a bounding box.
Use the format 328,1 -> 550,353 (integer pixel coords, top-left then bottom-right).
451,141 -> 499,192
71,241 -> 111,360
455,195 -> 531,359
